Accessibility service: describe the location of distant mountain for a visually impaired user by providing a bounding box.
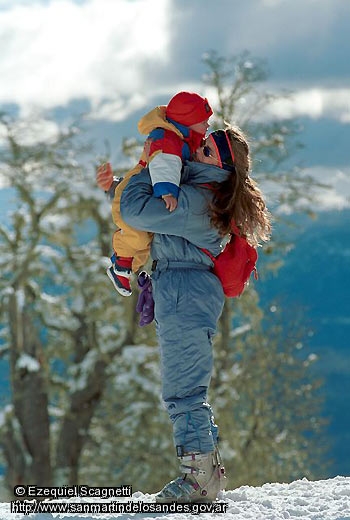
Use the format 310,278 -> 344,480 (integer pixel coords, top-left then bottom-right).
259,209 -> 350,477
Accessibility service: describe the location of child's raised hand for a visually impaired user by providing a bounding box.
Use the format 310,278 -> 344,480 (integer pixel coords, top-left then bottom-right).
96,162 -> 113,190
162,194 -> 178,212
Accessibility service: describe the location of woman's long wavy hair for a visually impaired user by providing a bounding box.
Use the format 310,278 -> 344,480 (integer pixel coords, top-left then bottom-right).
208,125 -> 271,247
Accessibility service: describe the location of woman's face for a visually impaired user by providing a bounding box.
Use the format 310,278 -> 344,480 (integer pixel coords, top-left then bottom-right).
194,137 -> 220,166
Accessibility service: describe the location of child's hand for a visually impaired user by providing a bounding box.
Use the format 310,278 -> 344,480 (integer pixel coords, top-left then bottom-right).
162,194 -> 178,212
97,162 -> 113,190
143,138 -> 152,163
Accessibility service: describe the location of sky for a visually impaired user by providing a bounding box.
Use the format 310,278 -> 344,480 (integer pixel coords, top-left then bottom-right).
0,0 -> 349,209
0,0 -> 349,116
1,476 -> 350,519
0,4 -> 348,285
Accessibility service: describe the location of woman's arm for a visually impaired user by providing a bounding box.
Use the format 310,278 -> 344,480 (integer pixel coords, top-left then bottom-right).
121,169 -> 190,235
120,169 -> 222,252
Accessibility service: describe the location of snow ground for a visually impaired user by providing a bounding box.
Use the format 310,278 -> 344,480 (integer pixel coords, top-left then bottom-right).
0,476 -> 349,520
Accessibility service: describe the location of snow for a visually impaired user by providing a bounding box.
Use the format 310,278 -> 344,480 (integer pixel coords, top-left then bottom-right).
0,476 -> 349,520
0,405 -> 12,429
15,353 -> 40,373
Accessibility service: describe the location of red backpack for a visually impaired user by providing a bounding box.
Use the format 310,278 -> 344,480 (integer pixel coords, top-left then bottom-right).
202,224 -> 258,298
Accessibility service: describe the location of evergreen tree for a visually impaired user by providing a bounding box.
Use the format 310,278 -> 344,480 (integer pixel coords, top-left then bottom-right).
0,114 -> 138,493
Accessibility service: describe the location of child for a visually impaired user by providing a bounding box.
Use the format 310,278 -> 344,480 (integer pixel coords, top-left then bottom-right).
98,91 -> 213,296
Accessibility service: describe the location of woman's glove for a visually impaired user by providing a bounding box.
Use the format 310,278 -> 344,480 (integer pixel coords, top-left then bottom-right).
136,271 -> 155,327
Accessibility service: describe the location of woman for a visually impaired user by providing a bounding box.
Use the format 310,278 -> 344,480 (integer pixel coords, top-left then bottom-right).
119,125 -> 271,502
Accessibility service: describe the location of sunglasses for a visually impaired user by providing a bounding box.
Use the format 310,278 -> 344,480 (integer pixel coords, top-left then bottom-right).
203,145 -> 213,158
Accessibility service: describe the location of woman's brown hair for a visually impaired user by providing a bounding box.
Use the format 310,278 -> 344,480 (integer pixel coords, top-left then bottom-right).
208,125 -> 271,247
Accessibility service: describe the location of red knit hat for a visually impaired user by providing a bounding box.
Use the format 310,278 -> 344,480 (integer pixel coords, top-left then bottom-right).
166,91 -> 213,127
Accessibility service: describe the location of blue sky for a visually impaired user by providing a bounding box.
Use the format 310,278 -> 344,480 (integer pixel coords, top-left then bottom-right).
0,0 -> 349,207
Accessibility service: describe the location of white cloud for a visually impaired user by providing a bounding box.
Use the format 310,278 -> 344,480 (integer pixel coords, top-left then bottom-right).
309,167 -> 350,210
0,116 -> 60,149
314,190 -> 349,211
0,0 -> 172,114
265,88 -> 350,123
263,166 -> 350,214
88,93 -> 147,122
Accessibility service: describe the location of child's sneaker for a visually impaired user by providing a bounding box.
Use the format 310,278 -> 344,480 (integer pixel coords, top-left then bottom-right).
107,254 -> 133,297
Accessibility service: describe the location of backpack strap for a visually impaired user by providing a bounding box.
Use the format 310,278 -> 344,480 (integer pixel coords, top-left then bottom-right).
200,247 -> 215,263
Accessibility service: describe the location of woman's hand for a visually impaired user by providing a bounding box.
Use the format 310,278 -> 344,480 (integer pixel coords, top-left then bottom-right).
96,162 -> 113,190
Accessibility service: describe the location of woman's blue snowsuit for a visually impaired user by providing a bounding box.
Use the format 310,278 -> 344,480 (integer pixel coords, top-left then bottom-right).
121,162 -> 229,454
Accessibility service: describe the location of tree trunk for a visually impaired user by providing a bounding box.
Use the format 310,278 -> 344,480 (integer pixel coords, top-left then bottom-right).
5,291 -> 51,490
54,358 -> 107,484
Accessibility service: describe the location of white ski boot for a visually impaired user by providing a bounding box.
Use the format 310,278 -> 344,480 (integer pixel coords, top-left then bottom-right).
155,448 -> 226,503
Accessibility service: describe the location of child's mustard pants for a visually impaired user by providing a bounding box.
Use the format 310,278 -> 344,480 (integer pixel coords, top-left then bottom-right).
111,163 -> 153,272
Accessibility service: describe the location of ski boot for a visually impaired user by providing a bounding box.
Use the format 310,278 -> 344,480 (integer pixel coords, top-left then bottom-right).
155,447 -> 226,503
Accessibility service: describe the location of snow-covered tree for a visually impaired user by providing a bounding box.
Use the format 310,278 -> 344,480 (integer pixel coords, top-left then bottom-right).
0,114 -> 137,493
